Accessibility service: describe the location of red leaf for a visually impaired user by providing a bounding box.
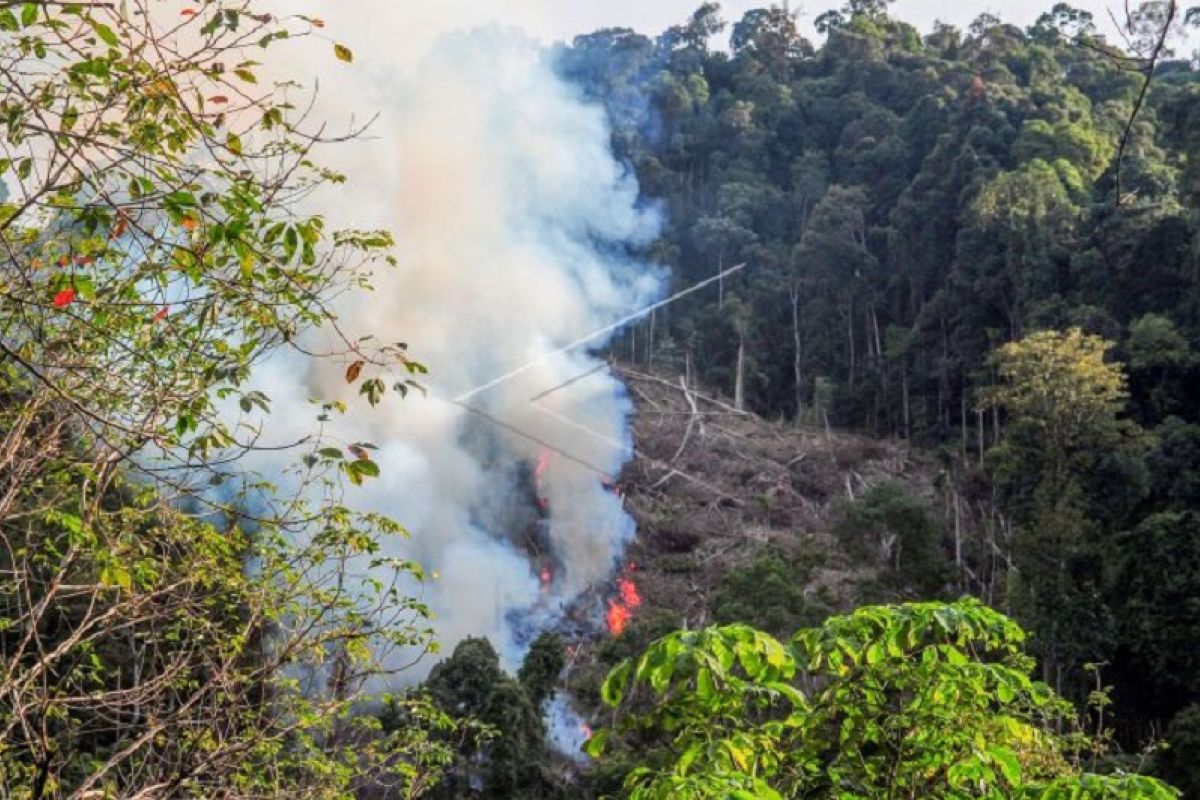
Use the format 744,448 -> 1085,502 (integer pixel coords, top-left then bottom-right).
153,307 -> 168,322
345,360 -> 364,383
180,8 -> 197,16
53,288 -> 76,308
208,95 -> 229,104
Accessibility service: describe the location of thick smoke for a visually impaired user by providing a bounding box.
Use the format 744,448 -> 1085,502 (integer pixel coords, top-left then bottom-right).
250,23 -> 661,673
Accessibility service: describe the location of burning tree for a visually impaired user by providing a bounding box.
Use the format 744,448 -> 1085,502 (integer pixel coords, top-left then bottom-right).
0,1 -> 447,795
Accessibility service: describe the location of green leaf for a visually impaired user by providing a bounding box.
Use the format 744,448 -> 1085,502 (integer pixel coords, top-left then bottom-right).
601,659 -> 632,707
334,43 -> 353,63
53,511 -> 84,536
583,729 -> 610,759
987,745 -> 1021,786
350,459 -> 380,479
725,739 -> 752,771
74,276 -> 96,301
89,19 -> 118,46
21,2 -> 37,27
360,377 -> 385,406
678,741 -> 703,774
99,560 -> 132,591
944,645 -> 969,666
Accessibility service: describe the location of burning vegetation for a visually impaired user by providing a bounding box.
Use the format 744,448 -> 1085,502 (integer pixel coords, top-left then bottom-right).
605,564 -> 643,636
524,448 -> 643,637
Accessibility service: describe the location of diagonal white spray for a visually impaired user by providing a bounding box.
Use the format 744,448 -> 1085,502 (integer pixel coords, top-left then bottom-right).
249,22 -> 662,674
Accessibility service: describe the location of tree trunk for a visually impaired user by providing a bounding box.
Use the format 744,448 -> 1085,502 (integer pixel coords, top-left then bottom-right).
960,389 -> 968,462
648,308 -> 655,366
977,409 -> 985,461
734,332 -> 746,412
871,305 -> 882,364
847,297 -> 856,391
1193,208 -> 1199,279
791,285 -> 803,424
717,251 -> 725,310
954,491 -> 963,577
940,313 -> 950,433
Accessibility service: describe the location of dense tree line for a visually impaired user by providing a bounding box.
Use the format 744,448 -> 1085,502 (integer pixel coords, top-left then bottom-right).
559,1 -> 1199,441
557,1 -> 1200,792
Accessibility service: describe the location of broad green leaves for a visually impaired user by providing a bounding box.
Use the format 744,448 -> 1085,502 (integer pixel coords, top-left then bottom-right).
593,600 -> 1178,799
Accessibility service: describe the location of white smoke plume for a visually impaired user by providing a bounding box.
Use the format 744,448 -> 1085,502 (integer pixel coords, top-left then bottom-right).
248,13 -> 662,673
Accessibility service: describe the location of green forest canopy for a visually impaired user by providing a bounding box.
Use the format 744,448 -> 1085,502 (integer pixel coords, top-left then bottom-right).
557,0 -> 1200,440
550,2 -> 1200,796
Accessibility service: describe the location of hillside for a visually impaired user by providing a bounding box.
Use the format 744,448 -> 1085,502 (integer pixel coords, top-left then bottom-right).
563,364 -> 954,703
618,365 -> 933,621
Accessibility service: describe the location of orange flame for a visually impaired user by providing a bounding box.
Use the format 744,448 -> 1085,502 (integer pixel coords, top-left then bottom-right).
606,571 -> 642,636
617,576 -> 642,608
606,602 -> 632,636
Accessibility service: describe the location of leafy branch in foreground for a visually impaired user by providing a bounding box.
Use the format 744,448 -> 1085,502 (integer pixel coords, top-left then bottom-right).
0,1 -> 445,796
589,599 -> 1178,799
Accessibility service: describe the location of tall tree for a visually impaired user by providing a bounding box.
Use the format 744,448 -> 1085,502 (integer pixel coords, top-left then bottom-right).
982,329 -> 1134,693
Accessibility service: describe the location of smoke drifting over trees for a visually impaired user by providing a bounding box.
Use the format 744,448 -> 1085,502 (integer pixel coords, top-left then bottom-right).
246,22 -> 663,670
